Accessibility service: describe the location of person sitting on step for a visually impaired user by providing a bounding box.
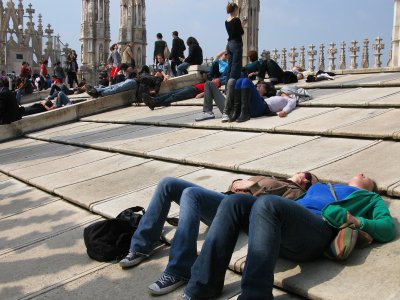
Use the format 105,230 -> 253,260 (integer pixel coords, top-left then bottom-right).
85,67 -> 137,98
141,79 -> 219,110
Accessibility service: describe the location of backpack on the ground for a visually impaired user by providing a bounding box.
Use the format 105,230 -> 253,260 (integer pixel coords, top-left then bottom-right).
83,206 -> 145,262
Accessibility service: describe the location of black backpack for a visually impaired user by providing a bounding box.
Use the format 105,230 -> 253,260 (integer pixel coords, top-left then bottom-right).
83,206 -> 145,262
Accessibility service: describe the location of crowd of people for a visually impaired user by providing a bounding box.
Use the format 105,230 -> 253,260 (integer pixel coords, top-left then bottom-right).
0,49 -> 89,124
0,3 -> 396,300
101,3 -> 393,300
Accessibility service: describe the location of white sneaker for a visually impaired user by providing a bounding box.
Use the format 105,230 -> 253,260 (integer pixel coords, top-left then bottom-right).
148,273 -> 185,295
221,113 -> 230,122
195,112 -> 215,122
118,251 -> 146,268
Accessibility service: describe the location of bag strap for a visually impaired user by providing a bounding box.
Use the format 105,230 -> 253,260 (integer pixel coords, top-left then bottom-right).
328,183 -> 339,202
328,183 -> 352,229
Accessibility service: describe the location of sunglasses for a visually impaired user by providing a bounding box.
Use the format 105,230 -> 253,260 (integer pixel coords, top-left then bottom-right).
304,171 -> 313,190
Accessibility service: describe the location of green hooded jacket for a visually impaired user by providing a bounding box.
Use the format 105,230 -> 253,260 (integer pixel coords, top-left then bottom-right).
322,189 -> 396,243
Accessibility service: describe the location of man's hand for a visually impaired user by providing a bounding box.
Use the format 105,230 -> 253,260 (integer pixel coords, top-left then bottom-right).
231,180 -> 254,192
278,111 -> 287,118
195,92 -> 204,99
346,211 -> 361,228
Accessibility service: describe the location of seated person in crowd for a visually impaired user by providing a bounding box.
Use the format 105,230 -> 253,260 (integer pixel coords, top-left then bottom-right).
182,173 -> 395,300
155,54 -> 173,80
119,171 -> 319,296
223,78 -> 304,123
85,67 -> 137,98
241,50 -> 261,80
19,61 -> 31,78
207,50 -> 228,85
141,79 -> 218,110
112,63 -> 130,84
53,61 -> 65,83
136,66 -> 164,103
177,37 -> 203,76
194,78 -> 228,121
48,75 -> 72,98
15,74 -> 34,105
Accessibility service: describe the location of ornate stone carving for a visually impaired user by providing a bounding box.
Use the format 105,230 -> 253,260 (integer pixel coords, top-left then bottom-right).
327,42 -> 337,71
271,48 -> 280,63
0,1 -> 67,71
307,44 -> 317,72
361,39 -> 369,69
372,36 -> 384,68
299,46 -> 305,70
339,41 -> 346,70
281,48 -> 287,70
318,43 -> 325,71
289,47 -> 298,69
349,40 -> 360,69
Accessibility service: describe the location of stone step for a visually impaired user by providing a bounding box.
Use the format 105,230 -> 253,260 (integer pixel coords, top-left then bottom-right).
20,119 -> 400,195
79,104 -> 400,140
0,173 -> 296,300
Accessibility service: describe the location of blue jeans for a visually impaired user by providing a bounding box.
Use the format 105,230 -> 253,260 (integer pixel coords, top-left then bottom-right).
177,62 -> 190,76
235,78 -> 268,118
226,40 -> 243,82
130,177 -> 226,281
55,92 -> 71,108
152,86 -> 198,107
95,79 -> 137,96
185,194 -> 335,299
15,89 -> 24,104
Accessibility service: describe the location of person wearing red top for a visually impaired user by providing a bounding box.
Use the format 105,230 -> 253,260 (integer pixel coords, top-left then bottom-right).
142,79 -> 220,110
19,62 -> 31,78
39,60 -> 49,90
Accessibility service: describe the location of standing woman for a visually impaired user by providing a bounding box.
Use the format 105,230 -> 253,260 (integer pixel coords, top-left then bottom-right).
225,2 -> 245,82
107,43 -> 121,85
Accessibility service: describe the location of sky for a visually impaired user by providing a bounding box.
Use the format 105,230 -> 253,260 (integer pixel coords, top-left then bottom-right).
20,0 -> 394,66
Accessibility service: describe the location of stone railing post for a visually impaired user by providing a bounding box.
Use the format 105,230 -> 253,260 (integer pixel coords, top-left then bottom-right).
372,36 -> 385,68
261,49 -> 270,60
299,46 -> 306,70
339,41 -> 346,70
349,40 -> 360,69
281,48 -> 287,70
289,47 -> 298,69
318,43 -> 325,71
328,42 -> 337,71
272,48 -> 280,63
361,39 -> 369,69
307,44 -> 317,72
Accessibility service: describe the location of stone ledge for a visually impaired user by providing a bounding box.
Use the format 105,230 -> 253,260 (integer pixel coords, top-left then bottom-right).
20,90 -> 49,105
0,90 -> 135,143
159,71 -> 204,94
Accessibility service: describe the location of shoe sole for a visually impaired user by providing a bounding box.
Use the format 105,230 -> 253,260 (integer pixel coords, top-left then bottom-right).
195,116 -> 215,122
148,280 -> 185,295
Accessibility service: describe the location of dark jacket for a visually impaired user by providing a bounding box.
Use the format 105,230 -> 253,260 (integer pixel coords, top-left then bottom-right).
185,43 -> 203,65
0,87 -> 22,124
154,40 -> 167,61
170,37 -> 186,60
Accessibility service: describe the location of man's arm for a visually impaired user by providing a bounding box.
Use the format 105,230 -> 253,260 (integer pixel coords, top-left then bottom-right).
214,50 -> 227,61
